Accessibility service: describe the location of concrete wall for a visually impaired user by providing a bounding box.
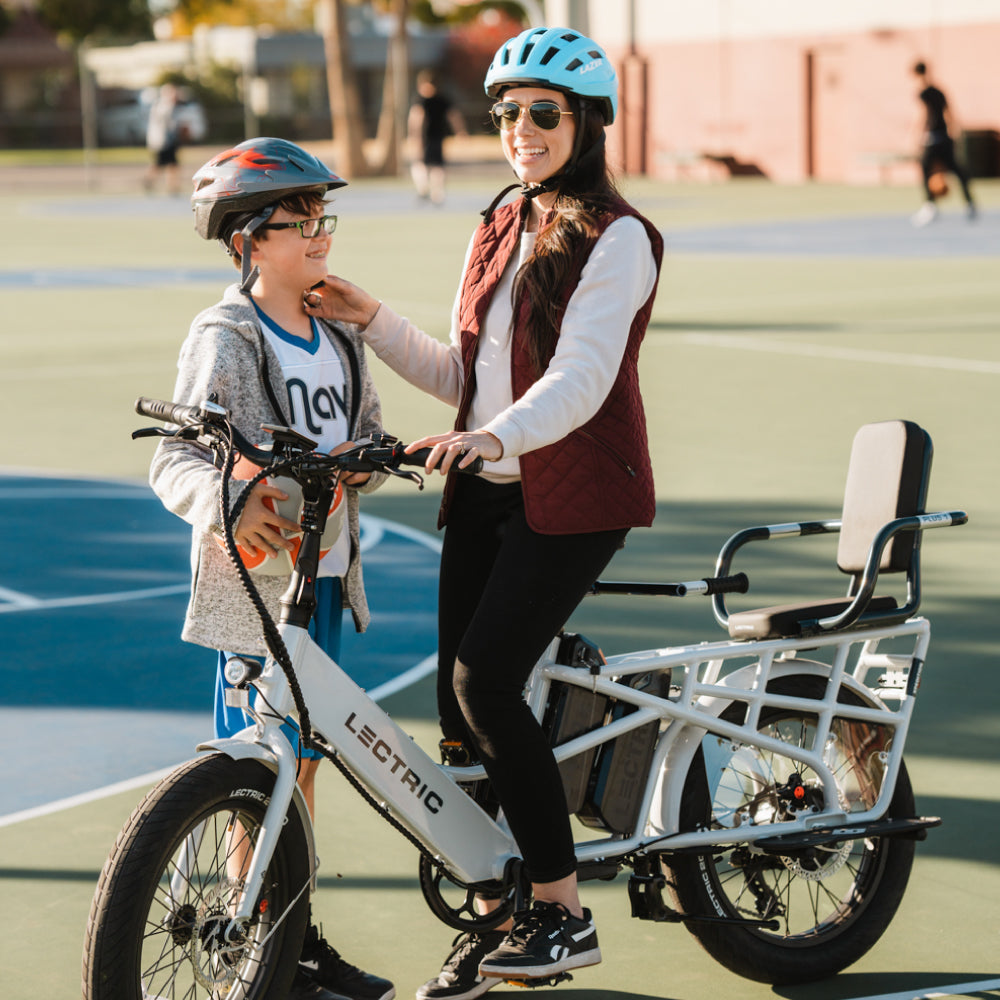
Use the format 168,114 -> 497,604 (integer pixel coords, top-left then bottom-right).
545,0 -> 1000,182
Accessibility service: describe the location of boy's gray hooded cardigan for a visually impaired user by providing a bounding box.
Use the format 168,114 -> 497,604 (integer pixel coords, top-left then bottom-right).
150,283 -> 384,656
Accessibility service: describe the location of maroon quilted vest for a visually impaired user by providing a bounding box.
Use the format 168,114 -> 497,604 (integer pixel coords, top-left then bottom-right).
439,194 -> 663,535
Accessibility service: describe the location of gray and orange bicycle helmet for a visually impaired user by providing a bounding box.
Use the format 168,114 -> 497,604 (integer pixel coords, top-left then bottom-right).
191,137 -> 346,292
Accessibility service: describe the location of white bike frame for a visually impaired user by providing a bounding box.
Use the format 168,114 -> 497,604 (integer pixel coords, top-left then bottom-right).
201,605 -> 929,929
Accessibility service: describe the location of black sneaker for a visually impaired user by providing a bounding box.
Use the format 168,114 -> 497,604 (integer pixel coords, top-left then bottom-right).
297,924 -> 395,1000
416,930 -> 506,1000
478,902 -> 601,980
288,968 -> 355,1000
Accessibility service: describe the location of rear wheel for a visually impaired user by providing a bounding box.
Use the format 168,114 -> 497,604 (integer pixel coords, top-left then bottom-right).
664,675 -> 917,984
83,754 -> 311,1000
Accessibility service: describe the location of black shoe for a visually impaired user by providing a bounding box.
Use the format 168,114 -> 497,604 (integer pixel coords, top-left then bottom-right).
478,902 -> 601,980
288,967 -> 354,999
297,924 -> 395,1000
416,930 -> 506,1000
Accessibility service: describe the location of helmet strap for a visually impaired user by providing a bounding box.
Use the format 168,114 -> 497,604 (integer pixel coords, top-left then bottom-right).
519,127 -> 606,204
480,105 -> 606,220
235,207 -> 276,295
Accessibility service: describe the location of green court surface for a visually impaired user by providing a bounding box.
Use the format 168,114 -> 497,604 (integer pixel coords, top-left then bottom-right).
1,156 -> 998,999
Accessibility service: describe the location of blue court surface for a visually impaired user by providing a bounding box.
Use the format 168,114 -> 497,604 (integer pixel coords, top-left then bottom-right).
0,471 -> 440,819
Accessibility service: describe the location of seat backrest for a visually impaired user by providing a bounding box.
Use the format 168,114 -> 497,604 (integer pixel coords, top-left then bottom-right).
837,420 -> 933,575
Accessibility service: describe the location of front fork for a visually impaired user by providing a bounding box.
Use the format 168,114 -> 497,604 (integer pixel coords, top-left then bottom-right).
171,724 -> 312,945
225,729 -> 304,938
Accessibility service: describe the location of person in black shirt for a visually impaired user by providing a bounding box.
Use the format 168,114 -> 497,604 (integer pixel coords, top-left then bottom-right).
408,70 -> 467,205
911,61 -> 976,226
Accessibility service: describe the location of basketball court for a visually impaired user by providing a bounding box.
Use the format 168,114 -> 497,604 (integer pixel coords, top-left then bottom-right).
0,160 -> 997,999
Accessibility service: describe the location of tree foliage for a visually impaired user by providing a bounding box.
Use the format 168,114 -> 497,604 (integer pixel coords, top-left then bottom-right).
165,0 -> 314,33
36,0 -> 153,42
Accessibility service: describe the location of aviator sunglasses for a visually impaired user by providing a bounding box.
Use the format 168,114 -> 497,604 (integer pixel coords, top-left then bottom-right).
490,100 -> 574,132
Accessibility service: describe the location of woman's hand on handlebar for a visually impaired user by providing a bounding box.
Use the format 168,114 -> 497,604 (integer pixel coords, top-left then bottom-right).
234,483 -> 299,560
405,430 -> 502,476
302,275 -> 380,329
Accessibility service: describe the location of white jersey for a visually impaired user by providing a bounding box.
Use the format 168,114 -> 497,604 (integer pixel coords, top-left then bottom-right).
258,310 -> 350,578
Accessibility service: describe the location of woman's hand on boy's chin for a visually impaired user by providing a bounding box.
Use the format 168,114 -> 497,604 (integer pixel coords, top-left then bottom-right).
302,275 -> 381,329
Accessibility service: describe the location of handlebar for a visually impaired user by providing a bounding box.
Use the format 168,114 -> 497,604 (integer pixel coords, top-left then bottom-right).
133,396 -> 484,478
136,396 -> 226,428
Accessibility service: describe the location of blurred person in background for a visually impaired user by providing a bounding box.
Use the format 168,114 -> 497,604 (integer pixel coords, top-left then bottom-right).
911,61 -> 976,227
408,69 -> 467,206
144,82 -> 206,195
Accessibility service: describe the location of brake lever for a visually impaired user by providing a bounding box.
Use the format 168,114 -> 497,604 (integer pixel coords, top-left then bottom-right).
384,466 -> 425,489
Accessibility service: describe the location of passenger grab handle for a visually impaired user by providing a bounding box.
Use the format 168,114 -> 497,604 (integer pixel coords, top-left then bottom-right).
591,573 -> 749,598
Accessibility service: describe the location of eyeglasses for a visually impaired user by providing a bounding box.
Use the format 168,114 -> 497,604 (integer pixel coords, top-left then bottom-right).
261,215 -> 338,238
490,101 -> 574,132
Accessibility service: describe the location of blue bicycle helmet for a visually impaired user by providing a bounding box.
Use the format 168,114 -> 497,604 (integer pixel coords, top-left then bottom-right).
484,27 -> 618,125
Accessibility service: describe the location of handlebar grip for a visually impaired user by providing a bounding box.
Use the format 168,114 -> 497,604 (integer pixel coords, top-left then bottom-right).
401,447 -> 484,475
703,573 -> 749,595
135,396 -> 205,426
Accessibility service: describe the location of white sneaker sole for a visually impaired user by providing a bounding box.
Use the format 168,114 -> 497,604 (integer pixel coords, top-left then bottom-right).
479,946 -> 602,980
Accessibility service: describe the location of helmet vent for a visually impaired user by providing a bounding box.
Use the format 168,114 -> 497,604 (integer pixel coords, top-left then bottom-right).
520,41 -> 535,63
540,46 -> 560,65
565,58 -> 582,71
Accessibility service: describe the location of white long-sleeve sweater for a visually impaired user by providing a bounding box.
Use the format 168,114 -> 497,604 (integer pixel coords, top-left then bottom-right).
363,214 -> 659,480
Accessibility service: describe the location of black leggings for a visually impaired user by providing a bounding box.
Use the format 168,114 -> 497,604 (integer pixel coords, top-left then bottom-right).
437,475 -> 628,883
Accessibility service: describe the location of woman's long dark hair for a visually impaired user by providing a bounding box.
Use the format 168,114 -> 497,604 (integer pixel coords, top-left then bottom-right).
511,99 -> 622,374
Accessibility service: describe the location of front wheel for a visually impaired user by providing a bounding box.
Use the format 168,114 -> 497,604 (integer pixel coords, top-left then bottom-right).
663,675 -> 918,984
83,754 -> 311,1000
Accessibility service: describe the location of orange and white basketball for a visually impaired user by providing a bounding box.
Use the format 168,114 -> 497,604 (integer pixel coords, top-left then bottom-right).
215,455 -> 345,575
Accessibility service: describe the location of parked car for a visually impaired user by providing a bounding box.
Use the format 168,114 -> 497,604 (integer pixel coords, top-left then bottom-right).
98,86 -> 207,147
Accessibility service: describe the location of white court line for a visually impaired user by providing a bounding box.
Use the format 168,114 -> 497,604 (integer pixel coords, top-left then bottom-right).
0,652 -> 440,830
683,332 -> 1000,375
0,768 -> 177,829
0,485 -> 149,499
0,514 -> 435,613
853,978 -> 1000,999
0,583 -> 189,614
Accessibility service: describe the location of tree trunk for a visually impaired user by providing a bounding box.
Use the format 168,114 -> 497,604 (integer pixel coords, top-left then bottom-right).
371,0 -> 410,176
317,0 -> 369,177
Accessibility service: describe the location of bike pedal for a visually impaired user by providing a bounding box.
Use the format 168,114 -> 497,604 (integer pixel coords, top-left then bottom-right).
502,972 -> 573,989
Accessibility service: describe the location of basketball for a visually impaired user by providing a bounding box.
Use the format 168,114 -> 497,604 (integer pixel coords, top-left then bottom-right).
928,169 -> 949,198
215,455 -> 345,575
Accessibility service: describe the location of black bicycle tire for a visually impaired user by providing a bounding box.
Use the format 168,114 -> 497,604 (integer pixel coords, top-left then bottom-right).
82,753 -> 311,1000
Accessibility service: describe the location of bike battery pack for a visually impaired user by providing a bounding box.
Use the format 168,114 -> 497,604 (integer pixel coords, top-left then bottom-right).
576,670 -> 663,835
545,633 -> 609,814
545,633 -> 667,835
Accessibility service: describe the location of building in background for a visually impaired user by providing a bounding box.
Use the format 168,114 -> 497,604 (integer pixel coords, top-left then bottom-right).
547,0 -> 1000,183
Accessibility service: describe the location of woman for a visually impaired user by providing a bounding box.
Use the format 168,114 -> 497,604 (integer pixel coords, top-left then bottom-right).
304,27 -> 663,999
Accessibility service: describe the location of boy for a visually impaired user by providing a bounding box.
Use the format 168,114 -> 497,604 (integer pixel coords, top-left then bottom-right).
150,137 -> 394,1000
